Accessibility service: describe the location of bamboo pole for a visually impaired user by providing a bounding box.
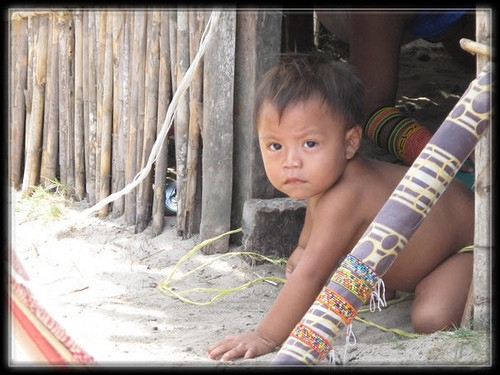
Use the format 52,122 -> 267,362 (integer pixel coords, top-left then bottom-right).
125,11 -> 147,225
136,10 -> 161,233
40,13 -> 59,188
200,11 -> 237,253
174,10 -> 190,238
151,11 -> 172,237
460,38 -> 491,57
66,15 -> 75,192
24,17 -> 35,178
112,11 -> 126,218
86,11 -> 98,206
472,9 -> 492,331
82,12 -> 90,202
95,11 -> 107,204
10,15 -> 28,189
21,16 -> 49,197
98,13 -> 114,217
134,12 -> 148,223
183,9 -> 205,238
74,11 -> 85,200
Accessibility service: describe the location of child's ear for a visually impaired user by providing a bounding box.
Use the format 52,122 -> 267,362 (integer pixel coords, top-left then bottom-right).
344,125 -> 362,160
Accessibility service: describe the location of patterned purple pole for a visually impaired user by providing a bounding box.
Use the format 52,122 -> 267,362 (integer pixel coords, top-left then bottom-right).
272,63 -> 492,365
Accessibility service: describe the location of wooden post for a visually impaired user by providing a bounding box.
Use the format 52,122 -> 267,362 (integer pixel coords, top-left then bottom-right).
74,11 -> 85,200
24,16 -> 35,168
182,9 -> 205,238
472,9 -> 492,331
86,11 -> 98,206
125,11 -> 147,225
136,11 -> 161,233
98,13 -> 113,217
232,10 -> 282,240
174,10 -> 190,238
65,15 -> 75,192
151,10 -> 172,237
200,10 -> 236,253
40,13 -> 59,188
95,11 -> 107,204
10,14 -> 29,189
21,15 -> 48,197
111,11 -> 126,218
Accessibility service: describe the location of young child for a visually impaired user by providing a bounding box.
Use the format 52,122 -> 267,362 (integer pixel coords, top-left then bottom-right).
207,53 -> 474,362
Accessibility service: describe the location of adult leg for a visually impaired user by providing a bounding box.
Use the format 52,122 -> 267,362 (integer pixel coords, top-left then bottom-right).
411,252 -> 473,333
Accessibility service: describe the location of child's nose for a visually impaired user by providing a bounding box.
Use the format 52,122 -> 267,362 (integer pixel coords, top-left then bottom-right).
283,148 -> 302,168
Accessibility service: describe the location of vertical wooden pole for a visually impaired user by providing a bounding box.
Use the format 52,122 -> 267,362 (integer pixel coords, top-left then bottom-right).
10,14 -> 29,189
136,10 -> 161,233
134,12 -> 148,222
86,11 -> 98,205
200,10 -> 236,254
125,11 -> 146,225
112,11 -> 126,218
151,10 -> 172,237
65,15 -> 75,192
40,13 -> 59,188
183,9 -> 205,238
98,13 -> 113,217
74,11 -> 85,200
95,11 -> 107,204
24,16 -> 35,167
232,10 -> 282,240
174,10 -> 190,238
472,9 -> 491,331
21,15 -> 48,197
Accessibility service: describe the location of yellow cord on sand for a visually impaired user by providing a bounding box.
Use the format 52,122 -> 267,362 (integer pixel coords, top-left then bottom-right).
158,228 -> 421,338
158,228 -> 287,306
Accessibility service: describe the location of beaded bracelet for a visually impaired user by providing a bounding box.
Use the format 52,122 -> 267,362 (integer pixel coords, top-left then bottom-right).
290,323 -> 332,359
315,287 -> 357,325
364,106 -> 433,165
332,267 -> 373,303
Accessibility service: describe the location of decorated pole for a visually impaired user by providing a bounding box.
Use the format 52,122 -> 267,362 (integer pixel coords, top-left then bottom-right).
272,63 -> 492,365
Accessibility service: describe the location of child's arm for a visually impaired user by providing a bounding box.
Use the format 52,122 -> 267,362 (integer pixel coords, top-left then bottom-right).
208,190 -> 362,361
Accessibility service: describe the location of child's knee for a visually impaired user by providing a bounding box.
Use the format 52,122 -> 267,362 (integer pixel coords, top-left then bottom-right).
411,302 -> 457,334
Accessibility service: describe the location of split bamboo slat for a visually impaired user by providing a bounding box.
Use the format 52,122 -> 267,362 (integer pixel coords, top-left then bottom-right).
111,12 -> 126,218
199,11 -> 237,254
136,11 -> 161,233
98,13 -> 114,218
174,10 -> 190,238
21,15 -> 48,197
74,11 -> 85,200
472,9 -> 492,331
40,13 -> 59,188
10,15 -> 28,189
151,11 -> 172,237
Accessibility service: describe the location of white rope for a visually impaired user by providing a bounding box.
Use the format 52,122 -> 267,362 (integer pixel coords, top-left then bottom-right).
82,10 -> 221,217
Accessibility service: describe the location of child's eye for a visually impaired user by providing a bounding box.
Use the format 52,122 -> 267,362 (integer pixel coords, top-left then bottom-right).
268,143 -> 282,151
304,140 -> 317,149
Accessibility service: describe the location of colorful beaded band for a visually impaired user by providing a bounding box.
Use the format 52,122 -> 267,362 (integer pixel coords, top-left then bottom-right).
364,106 -> 432,166
342,254 -> 378,284
316,287 -> 356,325
290,323 -> 332,359
402,126 -> 432,165
332,267 -> 373,303
364,107 -> 400,142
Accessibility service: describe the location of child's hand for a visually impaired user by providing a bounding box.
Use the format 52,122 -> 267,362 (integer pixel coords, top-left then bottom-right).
207,330 -> 278,362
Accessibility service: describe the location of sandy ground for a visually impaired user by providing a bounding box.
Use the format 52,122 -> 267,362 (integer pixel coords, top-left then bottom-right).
9,40 -> 491,368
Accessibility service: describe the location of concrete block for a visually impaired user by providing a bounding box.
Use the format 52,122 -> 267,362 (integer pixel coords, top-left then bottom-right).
242,198 -> 307,260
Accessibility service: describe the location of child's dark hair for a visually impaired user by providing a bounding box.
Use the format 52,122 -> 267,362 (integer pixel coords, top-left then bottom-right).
254,52 -> 364,128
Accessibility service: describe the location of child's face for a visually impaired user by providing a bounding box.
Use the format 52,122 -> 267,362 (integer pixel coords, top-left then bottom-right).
257,97 -> 359,200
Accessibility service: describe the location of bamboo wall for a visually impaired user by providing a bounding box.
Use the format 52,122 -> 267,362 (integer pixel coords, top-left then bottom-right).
9,9 -> 283,252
